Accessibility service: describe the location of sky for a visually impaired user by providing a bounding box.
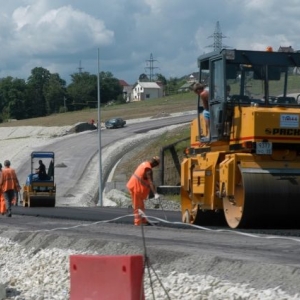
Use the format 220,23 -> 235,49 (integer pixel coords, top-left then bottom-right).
1,0 -> 300,85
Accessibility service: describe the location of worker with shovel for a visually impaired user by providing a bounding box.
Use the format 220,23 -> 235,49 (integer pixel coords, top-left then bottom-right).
127,156 -> 160,226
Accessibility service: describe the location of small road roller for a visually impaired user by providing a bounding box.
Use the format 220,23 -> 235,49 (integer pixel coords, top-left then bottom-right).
181,48 -> 300,228
23,151 -> 56,207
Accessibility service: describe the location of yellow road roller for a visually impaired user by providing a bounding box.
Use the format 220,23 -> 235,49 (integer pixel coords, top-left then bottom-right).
181,48 -> 300,228
23,151 -> 56,207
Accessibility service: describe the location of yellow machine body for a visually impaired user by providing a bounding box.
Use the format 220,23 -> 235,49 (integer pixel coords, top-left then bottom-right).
231,105 -> 300,145
181,49 -> 300,228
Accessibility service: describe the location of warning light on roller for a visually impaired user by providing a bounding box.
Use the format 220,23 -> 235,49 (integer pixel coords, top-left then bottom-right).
266,46 -> 273,52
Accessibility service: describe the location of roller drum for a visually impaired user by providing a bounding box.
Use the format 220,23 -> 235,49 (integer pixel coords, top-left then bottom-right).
224,169 -> 300,228
28,195 -> 56,207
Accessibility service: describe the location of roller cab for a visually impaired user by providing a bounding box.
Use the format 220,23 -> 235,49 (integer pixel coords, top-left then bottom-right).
23,151 -> 56,207
181,48 -> 300,228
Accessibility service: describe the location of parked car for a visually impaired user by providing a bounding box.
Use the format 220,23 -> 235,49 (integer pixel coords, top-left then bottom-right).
105,117 -> 126,129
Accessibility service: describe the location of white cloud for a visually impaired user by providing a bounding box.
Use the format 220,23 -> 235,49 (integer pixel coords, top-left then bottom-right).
0,0 -> 300,83
12,5 -> 113,55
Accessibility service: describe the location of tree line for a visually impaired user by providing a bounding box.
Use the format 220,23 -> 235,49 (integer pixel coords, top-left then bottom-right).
0,67 -> 123,122
0,67 -> 189,123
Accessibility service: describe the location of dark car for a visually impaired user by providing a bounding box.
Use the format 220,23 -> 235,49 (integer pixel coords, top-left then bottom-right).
105,117 -> 126,129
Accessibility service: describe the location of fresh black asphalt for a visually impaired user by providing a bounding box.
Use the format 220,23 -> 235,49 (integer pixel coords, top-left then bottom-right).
11,206 -> 181,225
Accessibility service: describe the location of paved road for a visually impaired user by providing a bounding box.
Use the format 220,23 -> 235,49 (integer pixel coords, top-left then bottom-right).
5,207 -> 300,269
16,113 -> 195,205
12,205 -> 180,224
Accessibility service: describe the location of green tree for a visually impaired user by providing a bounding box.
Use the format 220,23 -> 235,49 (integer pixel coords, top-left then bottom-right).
100,71 -> 122,104
26,67 -> 51,117
43,73 -> 67,114
155,73 -> 167,86
0,77 -> 14,116
7,78 -> 27,119
67,72 -> 97,110
165,77 -> 186,95
0,77 -> 27,121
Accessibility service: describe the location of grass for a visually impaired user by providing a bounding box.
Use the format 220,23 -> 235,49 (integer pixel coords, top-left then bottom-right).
0,92 -> 197,127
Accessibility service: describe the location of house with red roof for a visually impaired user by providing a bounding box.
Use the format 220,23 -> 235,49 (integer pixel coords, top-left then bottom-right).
119,79 -> 132,102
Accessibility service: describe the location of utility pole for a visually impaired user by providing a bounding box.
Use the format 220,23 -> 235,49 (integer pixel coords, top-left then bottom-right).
144,53 -> 159,81
97,48 -> 103,206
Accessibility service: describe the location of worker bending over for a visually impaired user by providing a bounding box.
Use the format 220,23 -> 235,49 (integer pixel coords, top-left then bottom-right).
127,156 -> 160,226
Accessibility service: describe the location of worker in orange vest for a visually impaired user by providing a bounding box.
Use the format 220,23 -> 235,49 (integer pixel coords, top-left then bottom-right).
0,160 -> 20,217
126,156 -> 160,226
0,163 -> 6,215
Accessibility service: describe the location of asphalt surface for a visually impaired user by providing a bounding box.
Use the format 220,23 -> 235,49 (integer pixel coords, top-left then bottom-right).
16,113 -> 195,205
3,210 -> 300,268
2,212 -> 300,295
11,205 -> 181,225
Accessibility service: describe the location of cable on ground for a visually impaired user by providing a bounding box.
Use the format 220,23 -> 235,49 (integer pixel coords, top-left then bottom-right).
139,210 -> 171,300
3,210 -> 300,244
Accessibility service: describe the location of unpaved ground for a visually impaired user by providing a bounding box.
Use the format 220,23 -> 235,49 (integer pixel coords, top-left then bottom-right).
1,215 -> 300,298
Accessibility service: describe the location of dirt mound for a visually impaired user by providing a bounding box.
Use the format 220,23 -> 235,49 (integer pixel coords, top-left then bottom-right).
68,122 -> 97,133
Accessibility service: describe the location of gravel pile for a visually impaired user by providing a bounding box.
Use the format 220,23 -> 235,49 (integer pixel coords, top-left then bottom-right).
0,237 -> 299,299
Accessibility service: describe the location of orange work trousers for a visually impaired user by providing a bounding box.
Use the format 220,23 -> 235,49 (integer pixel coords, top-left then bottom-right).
130,192 -> 148,226
0,193 -> 6,215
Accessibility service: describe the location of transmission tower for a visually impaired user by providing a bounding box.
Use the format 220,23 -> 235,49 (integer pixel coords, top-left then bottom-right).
206,21 -> 229,51
144,53 -> 159,81
78,60 -> 84,73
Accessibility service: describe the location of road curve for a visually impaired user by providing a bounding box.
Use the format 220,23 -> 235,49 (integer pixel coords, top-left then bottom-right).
16,113 -> 195,205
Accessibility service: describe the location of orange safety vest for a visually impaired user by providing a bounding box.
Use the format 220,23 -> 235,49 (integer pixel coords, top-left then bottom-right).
1,167 -> 19,192
0,170 -> 5,213
126,161 -> 152,199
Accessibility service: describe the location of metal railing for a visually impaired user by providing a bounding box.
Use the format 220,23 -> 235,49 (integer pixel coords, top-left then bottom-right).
158,137 -> 189,185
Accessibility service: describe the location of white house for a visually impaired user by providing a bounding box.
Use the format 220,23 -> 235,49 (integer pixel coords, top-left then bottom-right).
131,81 -> 163,101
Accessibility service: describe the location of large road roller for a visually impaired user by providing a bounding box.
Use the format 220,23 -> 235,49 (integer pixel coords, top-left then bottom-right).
181,48 -> 300,228
23,151 -> 56,207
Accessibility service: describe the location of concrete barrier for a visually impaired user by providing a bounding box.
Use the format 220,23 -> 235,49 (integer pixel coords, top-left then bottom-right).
70,254 -> 144,300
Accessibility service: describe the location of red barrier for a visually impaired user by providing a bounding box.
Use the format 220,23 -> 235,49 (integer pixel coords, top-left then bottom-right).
70,254 -> 145,300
